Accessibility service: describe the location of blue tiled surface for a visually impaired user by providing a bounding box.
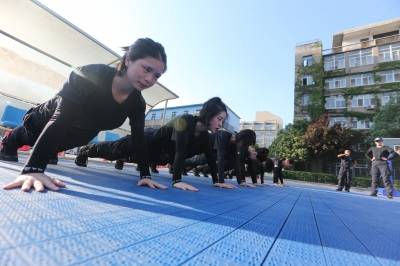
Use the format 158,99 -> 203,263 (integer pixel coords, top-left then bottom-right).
0,158 -> 399,266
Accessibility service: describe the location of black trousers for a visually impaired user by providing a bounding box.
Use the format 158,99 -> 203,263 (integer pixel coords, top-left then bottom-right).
337,167 -> 352,190
2,96 -> 97,172
82,129 -> 170,165
273,167 -> 283,184
370,161 -> 393,195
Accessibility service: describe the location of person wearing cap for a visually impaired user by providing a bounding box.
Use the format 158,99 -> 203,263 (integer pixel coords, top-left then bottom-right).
365,137 -> 393,198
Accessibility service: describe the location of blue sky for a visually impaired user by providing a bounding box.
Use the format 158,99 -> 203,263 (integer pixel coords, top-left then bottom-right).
39,0 -> 400,125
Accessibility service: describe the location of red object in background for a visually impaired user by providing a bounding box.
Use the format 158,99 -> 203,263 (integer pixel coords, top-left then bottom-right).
2,129 -> 31,151
18,145 -> 31,151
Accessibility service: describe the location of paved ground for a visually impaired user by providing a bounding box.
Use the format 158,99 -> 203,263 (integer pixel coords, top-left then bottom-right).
0,156 -> 399,265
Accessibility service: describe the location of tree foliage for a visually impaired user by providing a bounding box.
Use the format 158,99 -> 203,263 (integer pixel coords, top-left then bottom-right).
370,97 -> 400,138
303,115 -> 363,159
269,120 -> 309,161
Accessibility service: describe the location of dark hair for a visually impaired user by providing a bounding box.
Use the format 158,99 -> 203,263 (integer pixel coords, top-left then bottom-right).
117,38 -> 167,76
235,129 -> 256,147
199,97 -> 227,126
235,129 -> 256,159
256,147 -> 269,161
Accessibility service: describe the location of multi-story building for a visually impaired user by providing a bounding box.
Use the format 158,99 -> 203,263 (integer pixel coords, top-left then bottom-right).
145,103 -> 240,132
294,18 -> 400,130
240,111 -> 283,148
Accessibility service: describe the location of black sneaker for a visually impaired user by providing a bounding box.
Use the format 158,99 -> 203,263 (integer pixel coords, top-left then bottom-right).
345,189 -> 350,192
115,160 -> 124,170
151,166 -> 159,174
369,193 -> 377,197
75,152 -> 88,167
336,188 -> 343,191
387,195 -> 393,199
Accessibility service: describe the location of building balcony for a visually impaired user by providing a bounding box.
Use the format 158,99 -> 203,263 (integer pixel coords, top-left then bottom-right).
322,34 -> 400,55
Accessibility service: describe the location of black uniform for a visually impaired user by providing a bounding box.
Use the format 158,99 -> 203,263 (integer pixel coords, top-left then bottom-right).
213,129 -> 257,184
337,155 -> 354,191
255,147 -> 273,184
273,159 -> 284,185
365,146 -> 393,196
0,64 -> 150,177
78,114 -> 218,184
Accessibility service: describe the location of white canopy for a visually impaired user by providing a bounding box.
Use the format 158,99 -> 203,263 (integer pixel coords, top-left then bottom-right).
0,0 -> 178,110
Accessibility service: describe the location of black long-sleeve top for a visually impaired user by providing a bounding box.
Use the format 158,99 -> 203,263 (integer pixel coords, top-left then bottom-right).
151,114 -> 218,183
214,130 -> 257,184
214,130 -> 235,183
26,64 -> 150,176
364,146 -> 392,163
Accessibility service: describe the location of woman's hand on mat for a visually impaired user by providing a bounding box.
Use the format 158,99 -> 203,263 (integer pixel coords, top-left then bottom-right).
239,182 -> 256,188
214,182 -> 236,189
3,173 -> 65,192
173,181 -> 199,192
137,178 -> 167,189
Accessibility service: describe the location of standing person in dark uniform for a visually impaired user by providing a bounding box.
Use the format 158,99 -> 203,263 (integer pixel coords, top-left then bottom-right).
272,158 -> 293,186
1,38 -> 167,192
75,97 -> 235,191
336,149 -> 355,192
254,147 -> 274,184
365,137 -> 394,198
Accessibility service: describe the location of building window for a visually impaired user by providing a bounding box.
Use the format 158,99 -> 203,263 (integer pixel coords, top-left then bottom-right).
254,124 -> 264,130
324,53 -> 345,71
150,113 -> 156,120
183,110 -> 189,115
171,111 -> 177,118
302,94 -> 310,106
349,48 -> 373,67
325,77 -> 346,89
377,70 -> 400,83
373,30 -> 399,39
378,43 -> 400,62
325,96 -> 346,109
351,119 -> 372,129
351,94 -> 376,108
329,117 -> 347,127
381,95 -> 391,106
302,75 -> 314,86
303,55 -> 314,67
349,73 -> 374,87
381,92 -> 399,106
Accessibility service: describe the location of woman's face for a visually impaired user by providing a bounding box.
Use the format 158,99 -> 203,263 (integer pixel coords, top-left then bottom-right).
208,111 -> 227,133
248,146 -> 257,160
125,56 -> 165,91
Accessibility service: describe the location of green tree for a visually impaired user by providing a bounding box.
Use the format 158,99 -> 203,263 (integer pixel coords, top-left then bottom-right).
370,96 -> 400,138
269,120 -> 309,161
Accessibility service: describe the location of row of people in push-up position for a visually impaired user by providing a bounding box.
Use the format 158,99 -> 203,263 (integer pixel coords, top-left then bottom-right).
0,37 -> 292,192
73,125 -> 294,191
